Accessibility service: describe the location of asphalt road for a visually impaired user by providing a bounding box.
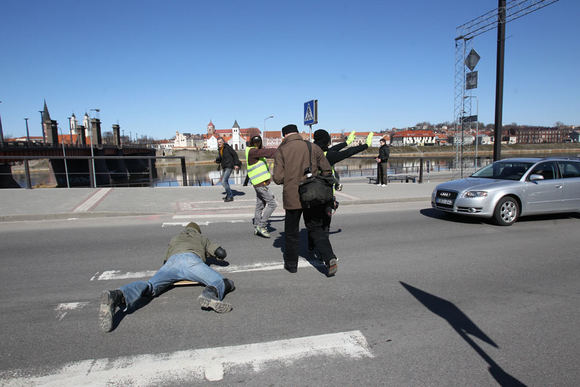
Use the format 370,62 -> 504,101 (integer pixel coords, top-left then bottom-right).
0,205 -> 579,386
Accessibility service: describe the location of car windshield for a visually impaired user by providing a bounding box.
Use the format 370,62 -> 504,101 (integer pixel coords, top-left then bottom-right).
470,161 -> 534,180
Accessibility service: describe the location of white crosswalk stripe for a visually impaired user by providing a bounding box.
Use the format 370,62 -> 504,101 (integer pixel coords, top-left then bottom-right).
91,259 -> 325,282
0,331 -> 373,384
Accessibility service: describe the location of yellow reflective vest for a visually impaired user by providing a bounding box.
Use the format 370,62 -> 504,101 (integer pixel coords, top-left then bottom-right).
245,147 -> 271,186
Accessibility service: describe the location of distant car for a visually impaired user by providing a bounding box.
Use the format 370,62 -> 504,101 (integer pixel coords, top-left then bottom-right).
431,157 -> 580,225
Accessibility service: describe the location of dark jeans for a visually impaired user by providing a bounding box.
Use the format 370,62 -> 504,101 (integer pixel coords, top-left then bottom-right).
284,207 -> 335,268
377,162 -> 388,185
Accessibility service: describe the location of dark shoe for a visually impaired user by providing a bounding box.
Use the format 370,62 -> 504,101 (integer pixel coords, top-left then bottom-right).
223,278 -> 236,295
99,290 -> 124,332
198,286 -> 232,313
224,196 -> 234,202
326,258 -> 338,277
284,263 -> 298,273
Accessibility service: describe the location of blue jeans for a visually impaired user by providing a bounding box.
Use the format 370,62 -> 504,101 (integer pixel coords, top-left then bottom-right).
119,253 -> 225,311
221,168 -> 233,198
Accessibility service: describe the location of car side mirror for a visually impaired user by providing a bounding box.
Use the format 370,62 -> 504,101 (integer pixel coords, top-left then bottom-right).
529,174 -> 544,181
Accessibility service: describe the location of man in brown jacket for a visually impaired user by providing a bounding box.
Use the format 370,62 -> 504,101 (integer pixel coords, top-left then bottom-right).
273,124 -> 338,276
98,222 -> 235,333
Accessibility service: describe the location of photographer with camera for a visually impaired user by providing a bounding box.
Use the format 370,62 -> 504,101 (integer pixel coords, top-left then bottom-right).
273,124 -> 338,277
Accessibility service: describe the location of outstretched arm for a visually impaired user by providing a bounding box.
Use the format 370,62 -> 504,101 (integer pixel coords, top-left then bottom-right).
326,144 -> 368,165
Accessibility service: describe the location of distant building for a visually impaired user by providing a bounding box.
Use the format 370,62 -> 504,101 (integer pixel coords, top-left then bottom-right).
390,130 -> 437,146
207,120 -> 260,151
507,126 -> 569,143
263,131 -> 283,147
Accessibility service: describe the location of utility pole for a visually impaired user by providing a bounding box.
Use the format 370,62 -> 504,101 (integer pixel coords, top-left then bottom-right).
493,0 -> 506,161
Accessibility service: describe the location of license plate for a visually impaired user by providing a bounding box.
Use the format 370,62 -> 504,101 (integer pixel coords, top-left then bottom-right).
436,198 -> 453,205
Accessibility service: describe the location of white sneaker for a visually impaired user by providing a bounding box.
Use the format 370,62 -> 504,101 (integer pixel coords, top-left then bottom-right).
381,184 -> 386,187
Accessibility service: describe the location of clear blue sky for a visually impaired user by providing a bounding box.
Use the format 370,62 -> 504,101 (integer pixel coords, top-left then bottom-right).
1,0 -> 578,139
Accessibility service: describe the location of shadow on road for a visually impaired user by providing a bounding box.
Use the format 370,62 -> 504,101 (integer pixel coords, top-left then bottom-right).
272,229 -> 328,276
419,208 -> 485,225
400,282 -> 526,387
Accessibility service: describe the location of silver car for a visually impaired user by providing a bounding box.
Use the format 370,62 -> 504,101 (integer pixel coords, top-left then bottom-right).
431,157 -> 580,225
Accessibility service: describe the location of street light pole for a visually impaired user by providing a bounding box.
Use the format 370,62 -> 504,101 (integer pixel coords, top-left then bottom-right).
0,101 -> 4,145
263,115 -> 274,133
89,108 -> 100,187
24,118 -> 30,144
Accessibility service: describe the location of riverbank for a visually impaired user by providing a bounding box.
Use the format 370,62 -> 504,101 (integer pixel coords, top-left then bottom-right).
158,143 -> 580,165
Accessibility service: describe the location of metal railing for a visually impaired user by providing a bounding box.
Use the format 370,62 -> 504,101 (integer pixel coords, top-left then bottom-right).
1,155 -> 187,189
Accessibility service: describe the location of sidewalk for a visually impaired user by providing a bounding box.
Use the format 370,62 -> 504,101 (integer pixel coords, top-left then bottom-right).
0,175 -> 449,222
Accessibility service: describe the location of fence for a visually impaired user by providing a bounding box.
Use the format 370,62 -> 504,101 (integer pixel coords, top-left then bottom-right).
0,155 -> 187,189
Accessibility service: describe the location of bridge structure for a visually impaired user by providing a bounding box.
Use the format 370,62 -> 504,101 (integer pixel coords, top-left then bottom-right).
0,101 -> 189,188
0,143 -> 163,188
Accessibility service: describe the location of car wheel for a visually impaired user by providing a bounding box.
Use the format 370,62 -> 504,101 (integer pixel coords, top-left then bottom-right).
493,196 -> 519,226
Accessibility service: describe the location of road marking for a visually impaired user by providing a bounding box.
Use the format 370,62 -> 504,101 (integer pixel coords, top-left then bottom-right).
0,330 -> 373,384
91,259 -> 324,281
335,190 -> 360,200
55,302 -> 89,321
162,220 -> 246,227
173,213 -> 255,219
73,188 -> 112,213
172,209 -> 285,220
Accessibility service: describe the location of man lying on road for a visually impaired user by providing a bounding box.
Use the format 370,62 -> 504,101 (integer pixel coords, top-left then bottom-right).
99,222 -> 235,333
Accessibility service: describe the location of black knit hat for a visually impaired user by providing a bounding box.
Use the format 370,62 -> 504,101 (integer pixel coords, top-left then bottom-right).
282,124 -> 298,136
313,129 -> 331,146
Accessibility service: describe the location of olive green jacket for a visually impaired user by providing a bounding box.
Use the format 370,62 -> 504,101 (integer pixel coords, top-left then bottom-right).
164,224 -> 221,263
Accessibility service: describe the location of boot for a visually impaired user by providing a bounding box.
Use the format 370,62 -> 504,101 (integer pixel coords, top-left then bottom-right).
198,286 -> 232,313
99,289 -> 125,333
223,278 -> 236,295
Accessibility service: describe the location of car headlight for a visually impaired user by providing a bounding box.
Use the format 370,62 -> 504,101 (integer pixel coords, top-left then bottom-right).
463,191 -> 488,198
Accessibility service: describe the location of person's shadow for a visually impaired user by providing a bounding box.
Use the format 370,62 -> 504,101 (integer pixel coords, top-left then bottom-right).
273,229 -> 327,275
221,189 -> 246,197
400,282 -> 526,386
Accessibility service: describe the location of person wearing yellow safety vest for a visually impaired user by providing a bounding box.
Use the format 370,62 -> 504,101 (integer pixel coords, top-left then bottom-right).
311,129 -> 374,250
245,135 -> 278,238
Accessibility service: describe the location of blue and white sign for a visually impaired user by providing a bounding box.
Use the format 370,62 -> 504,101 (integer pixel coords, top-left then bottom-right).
304,100 -> 318,125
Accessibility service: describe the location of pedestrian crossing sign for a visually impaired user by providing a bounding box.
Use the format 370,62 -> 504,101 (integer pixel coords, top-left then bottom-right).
304,100 -> 318,125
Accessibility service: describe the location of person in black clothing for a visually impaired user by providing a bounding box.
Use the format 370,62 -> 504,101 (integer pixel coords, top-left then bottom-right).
311,129 -> 373,249
375,138 -> 390,186
215,137 -> 242,202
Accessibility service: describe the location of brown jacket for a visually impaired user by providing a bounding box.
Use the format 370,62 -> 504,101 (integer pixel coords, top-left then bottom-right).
273,133 -> 332,210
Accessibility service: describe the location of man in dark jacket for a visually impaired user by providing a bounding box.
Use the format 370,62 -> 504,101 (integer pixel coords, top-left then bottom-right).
375,138 -> 390,186
215,137 -> 242,202
312,129 -> 374,248
98,222 -> 235,332
273,124 -> 338,276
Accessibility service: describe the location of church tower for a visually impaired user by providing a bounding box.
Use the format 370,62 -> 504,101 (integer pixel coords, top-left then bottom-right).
207,120 -> 215,136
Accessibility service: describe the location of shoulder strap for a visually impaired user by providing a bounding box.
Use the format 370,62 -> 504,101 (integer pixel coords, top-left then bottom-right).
305,140 -> 312,170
